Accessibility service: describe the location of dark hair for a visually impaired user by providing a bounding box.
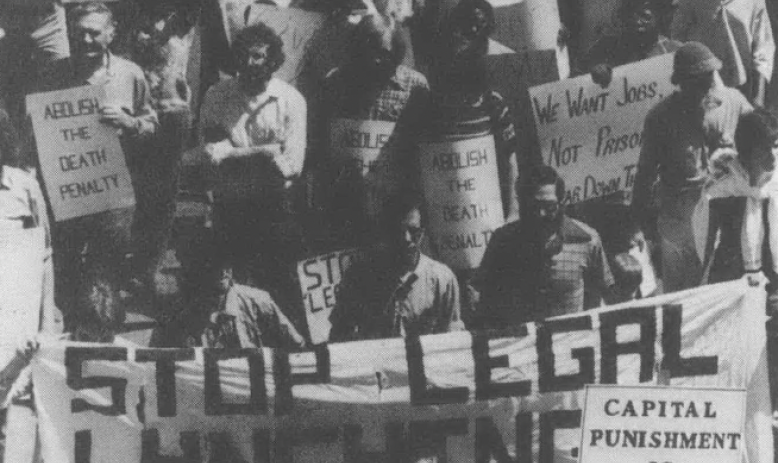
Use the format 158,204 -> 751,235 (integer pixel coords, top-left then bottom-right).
382,191 -> 426,229
735,107 -> 778,165
618,0 -> 658,20
231,23 -> 285,75
517,164 -> 566,203
611,252 -> 643,292
68,2 -> 115,28
450,0 -> 495,39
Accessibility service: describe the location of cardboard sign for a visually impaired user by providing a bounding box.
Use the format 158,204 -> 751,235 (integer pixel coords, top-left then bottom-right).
580,385 -> 746,463
528,54 -> 675,204
31,280 -> 773,463
329,118 -> 398,219
297,248 -> 360,345
26,86 -> 135,221
220,1 -> 326,83
419,135 -> 505,270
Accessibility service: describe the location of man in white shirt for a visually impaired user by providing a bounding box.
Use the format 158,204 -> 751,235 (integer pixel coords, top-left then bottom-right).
199,23 -> 307,292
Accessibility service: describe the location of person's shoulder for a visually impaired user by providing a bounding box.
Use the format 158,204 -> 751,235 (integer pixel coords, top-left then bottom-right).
395,65 -> 429,90
492,219 -> 522,241
418,254 -> 457,281
232,283 -> 275,303
110,55 -> 147,80
645,92 -> 679,121
269,78 -> 304,99
564,217 -> 601,245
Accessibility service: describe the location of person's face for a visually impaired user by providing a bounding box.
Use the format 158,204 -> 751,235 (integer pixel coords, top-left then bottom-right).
391,208 -> 424,265
528,184 -> 562,230
238,43 -> 273,93
447,10 -> 489,61
623,5 -> 657,37
677,71 -> 716,101
353,17 -> 398,80
215,267 -> 234,294
70,13 -> 115,65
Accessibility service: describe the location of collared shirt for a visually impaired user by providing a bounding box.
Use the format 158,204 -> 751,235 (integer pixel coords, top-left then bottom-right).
202,283 -> 305,349
199,77 -> 307,190
671,0 -> 775,85
36,53 -> 158,140
584,35 -> 682,71
632,84 -> 752,222
693,151 -> 778,274
329,253 -> 463,341
474,217 -> 614,328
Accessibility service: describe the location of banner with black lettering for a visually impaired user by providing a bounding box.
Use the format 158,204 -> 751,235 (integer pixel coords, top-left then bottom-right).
528,54 -> 675,204
26,85 -> 136,221
31,281 -> 772,462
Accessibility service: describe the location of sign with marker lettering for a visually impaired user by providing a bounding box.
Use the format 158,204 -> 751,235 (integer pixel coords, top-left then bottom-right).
329,118 -> 399,219
26,85 -> 135,221
30,281 -> 772,463
419,135 -> 505,270
220,1 -> 325,83
579,386 -> 746,463
528,54 -> 675,204
297,248 -> 361,345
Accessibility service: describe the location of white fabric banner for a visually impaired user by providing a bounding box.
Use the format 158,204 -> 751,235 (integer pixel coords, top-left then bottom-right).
31,281 -> 772,462
26,85 -> 136,221
528,54 -> 675,204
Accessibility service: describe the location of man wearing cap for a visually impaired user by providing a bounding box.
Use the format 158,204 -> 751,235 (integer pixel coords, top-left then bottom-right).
632,42 -> 752,292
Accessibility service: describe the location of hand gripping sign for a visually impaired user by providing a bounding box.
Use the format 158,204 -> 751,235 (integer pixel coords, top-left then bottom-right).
26,85 -> 135,221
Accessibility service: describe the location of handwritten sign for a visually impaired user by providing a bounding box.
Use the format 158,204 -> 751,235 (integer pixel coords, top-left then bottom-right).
297,248 -> 360,345
329,118 -> 398,219
528,54 -> 675,204
580,385 -> 746,463
419,135 -> 504,270
27,86 -> 135,221
220,1 -> 326,83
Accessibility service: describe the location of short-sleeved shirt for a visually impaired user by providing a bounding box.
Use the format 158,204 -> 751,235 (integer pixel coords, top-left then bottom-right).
199,77 -> 307,200
330,253 -> 463,341
474,216 -> 614,328
202,283 -> 305,349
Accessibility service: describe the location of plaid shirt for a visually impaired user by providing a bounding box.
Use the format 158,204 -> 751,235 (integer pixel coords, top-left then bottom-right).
474,216 -> 614,328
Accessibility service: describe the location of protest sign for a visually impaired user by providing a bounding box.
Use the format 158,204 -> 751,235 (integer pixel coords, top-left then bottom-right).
420,135 -> 505,270
579,385 -> 746,463
297,248 -> 361,345
329,118 -> 399,219
219,1 -> 325,83
528,54 -> 675,204
30,280 -> 773,463
26,85 -> 135,221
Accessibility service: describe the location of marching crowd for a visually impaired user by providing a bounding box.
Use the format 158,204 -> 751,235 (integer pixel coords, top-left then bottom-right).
0,0 -> 777,460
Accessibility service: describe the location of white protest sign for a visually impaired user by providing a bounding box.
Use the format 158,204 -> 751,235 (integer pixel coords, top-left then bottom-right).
580,385 -> 746,463
26,86 -> 135,221
220,1 -> 326,83
0,223 -> 44,344
528,54 -> 675,204
420,135 -> 505,270
31,280 -> 774,463
329,118 -> 398,219
297,248 -> 361,345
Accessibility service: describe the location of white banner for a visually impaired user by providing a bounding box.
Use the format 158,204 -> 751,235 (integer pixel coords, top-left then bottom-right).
297,248 -> 361,345
31,281 -> 772,463
329,118 -> 399,219
26,85 -> 135,221
580,385 -> 746,463
528,54 -> 675,204
420,135 -> 505,270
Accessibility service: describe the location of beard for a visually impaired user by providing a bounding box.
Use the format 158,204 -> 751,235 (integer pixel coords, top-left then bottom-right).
238,65 -> 273,94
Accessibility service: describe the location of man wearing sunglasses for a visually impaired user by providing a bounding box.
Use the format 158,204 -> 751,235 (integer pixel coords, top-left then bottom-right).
473,165 -> 615,329
329,192 -> 463,341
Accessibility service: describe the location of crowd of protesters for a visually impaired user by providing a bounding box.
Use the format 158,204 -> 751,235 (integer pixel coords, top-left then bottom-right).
0,0 -> 777,460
